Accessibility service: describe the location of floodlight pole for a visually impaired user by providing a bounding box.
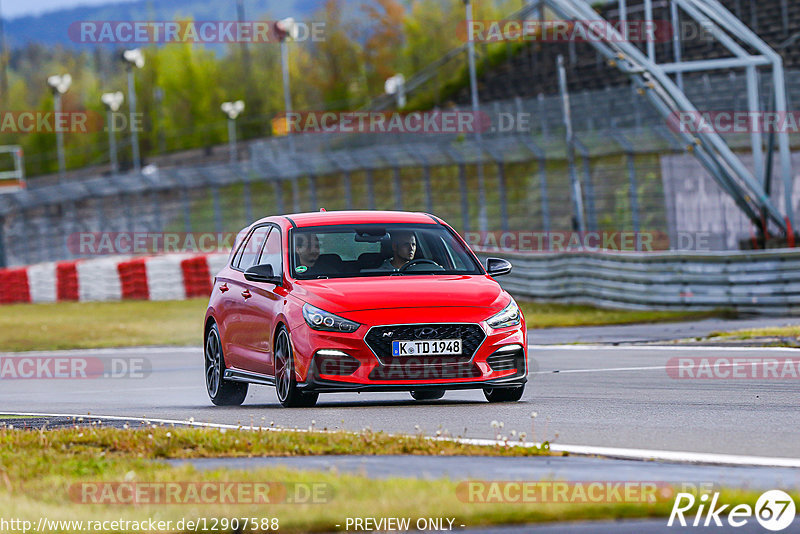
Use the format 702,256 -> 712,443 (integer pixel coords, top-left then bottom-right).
222,101 -> 245,164
228,117 -> 238,163
280,38 -> 295,153
102,92 -> 124,178
126,66 -> 141,173
53,91 -> 66,182
108,107 -> 119,176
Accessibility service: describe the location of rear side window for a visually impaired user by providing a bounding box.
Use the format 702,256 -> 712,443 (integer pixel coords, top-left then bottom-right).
231,228 -> 250,267
236,226 -> 270,270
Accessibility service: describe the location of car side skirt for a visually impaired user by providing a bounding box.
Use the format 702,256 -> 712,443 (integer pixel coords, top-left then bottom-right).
224,368 -> 276,386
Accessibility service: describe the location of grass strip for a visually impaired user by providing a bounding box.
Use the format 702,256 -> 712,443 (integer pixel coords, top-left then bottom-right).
0,299 -> 729,352
0,426 -> 776,533
707,325 -> 800,341
517,301 -> 727,329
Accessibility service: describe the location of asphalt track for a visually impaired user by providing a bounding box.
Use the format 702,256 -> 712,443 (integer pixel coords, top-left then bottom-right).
526,316 -> 800,344
1,341 -> 798,459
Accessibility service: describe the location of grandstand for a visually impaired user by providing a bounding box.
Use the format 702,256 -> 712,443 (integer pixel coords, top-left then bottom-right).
452,0 -> 800,103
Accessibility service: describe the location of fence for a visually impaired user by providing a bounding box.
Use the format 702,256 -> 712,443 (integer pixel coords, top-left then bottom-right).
0,125 -> 680,268
5,243 -> 800,315
482,249 -> 800,315
3,68 -> 800,268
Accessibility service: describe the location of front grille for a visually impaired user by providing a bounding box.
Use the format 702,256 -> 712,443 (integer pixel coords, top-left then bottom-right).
365,323 -> 486,365
486,348 -> 525,374
369,360 -> 482,381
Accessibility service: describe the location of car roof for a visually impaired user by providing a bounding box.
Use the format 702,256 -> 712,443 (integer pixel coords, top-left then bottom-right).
272,210 -> 440,228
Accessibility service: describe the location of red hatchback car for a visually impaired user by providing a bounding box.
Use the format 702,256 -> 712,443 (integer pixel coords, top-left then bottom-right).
204,211 -> 527,407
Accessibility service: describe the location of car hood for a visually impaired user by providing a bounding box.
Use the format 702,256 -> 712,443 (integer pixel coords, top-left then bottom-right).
291,275 -> 508,314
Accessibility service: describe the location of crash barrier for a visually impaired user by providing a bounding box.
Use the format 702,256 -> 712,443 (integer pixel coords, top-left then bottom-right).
0,253 -> 229,305
478,248 -> 800,315
4,248 -> 800,315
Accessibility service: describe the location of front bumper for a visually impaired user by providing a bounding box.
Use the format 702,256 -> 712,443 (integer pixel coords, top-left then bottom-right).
290,317 -> 528,392
297,373 -> 527,393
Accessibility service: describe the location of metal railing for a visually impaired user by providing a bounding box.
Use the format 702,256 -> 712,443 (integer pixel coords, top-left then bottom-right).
482,248 -> 800,315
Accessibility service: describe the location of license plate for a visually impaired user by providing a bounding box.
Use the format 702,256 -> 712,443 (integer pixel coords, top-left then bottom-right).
392,339 -> 462,356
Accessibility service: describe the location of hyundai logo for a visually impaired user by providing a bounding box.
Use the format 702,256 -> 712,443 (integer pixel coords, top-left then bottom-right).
415,327 -> 438,338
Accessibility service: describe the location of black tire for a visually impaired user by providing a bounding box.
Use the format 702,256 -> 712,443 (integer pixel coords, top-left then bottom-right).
205,323 -> 248,406
483,385 -> 525,403
410,389 -> 445,401
274,326 -> 319,408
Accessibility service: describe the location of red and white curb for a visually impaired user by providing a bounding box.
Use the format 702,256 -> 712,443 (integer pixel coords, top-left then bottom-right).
0,253 -> 230,304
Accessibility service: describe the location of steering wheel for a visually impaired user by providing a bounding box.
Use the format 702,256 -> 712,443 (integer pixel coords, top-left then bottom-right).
399,258 -> 442,272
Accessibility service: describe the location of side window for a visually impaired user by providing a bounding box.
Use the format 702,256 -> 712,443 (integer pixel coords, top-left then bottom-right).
260,227 -> 283,276
438,236 -> 468,270
237,226 -> 270,270
231,228 -> 251,267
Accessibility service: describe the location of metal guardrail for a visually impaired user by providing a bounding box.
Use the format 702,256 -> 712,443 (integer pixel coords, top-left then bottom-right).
481,249 -> 800,315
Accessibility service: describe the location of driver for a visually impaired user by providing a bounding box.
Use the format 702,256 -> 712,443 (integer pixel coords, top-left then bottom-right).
295,233 -> 320,274
378,230 -> 416,271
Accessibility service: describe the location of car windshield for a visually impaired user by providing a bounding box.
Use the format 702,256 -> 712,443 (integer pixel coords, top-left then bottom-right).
290,223 -> 483,279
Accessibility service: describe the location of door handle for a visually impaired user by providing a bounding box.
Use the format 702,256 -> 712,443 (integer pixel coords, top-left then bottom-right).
241,289 -> 252,299
219,283 -> 229,293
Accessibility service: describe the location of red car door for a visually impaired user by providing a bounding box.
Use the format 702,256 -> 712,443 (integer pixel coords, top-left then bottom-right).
219,225 -> 271,371
237,225 -> 286,376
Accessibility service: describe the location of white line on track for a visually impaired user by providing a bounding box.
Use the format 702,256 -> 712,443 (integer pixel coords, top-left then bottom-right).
3,411 -> 800,469
528,344 -> 800,375
0,386 -> 199,398
531,364 -> 674,375
0,346 -> 202,357
530,360 -> 800,375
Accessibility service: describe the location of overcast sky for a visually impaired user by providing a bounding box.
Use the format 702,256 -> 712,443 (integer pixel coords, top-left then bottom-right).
2,0 -> 137,19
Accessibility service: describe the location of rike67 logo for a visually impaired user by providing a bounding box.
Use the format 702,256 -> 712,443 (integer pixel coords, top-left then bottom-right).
668,490 -> 796,531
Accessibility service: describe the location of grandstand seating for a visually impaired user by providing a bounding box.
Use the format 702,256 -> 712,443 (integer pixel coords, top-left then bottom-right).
453,0 -> 800,105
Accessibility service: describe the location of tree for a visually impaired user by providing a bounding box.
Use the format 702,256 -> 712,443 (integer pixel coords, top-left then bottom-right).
361,0 -> 406,95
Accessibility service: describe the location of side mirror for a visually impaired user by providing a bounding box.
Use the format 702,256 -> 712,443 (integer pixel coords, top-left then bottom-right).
244,264 -> 282,285
486,257 -> 512,277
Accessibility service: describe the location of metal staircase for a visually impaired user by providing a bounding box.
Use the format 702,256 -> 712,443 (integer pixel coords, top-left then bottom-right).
539,0 -> 795,237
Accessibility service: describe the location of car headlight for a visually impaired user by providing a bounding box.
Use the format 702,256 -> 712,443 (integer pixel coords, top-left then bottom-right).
486,299 -> 521,329
303,303 -> 361,333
